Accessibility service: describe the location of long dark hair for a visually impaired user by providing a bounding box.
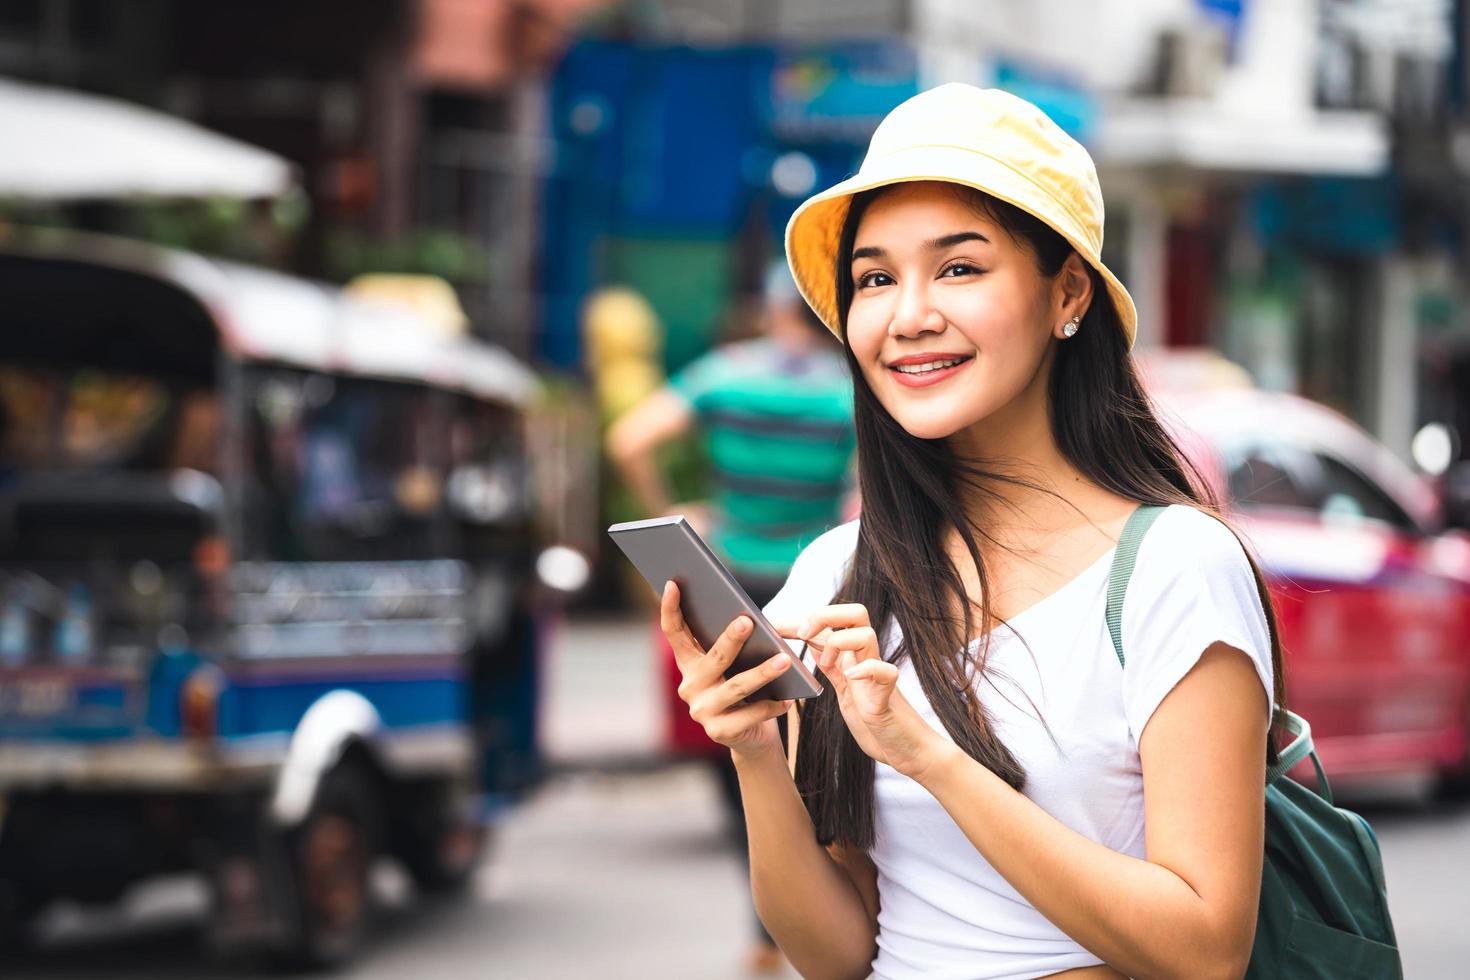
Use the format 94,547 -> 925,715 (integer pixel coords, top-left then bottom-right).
793,185 -> 1287,849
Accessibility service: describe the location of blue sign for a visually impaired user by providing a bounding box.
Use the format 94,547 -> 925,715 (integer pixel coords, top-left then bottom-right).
770,44 -> 918,140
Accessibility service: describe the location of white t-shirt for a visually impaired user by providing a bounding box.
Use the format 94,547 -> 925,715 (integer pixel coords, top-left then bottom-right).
762,505 -> 1274,980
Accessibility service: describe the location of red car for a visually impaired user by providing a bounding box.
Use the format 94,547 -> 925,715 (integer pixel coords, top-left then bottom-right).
1162,385 -> 1470,789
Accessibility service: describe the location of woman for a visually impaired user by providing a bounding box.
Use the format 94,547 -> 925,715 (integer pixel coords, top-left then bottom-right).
660,84 -> 1284,980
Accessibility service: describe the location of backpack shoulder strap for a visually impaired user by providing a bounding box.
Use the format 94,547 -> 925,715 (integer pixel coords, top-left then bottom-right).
1105,504 -> 1169,668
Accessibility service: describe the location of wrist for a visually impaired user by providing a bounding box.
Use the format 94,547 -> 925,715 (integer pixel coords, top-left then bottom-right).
908,736 -> 968,789
730,738 -> 785,770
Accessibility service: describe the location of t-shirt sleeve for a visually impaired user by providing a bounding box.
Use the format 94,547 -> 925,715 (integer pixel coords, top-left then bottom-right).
1120,508 -> 1275,741
762,521 -> 858,660
667,348 -> 726,413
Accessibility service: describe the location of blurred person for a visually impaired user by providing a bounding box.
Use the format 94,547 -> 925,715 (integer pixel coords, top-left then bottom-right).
606,261 -> 855,974
583,285 -> 664,422
660,84 -> 1286,980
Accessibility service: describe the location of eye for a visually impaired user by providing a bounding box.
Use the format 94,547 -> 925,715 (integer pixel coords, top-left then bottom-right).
856,270 -> 894,289
940,262 -> 982,278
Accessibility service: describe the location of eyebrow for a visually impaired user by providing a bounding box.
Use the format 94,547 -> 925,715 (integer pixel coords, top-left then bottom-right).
851,231 -> 990,262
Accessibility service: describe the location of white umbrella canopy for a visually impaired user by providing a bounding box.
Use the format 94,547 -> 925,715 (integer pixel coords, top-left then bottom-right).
0,76 -> 296,201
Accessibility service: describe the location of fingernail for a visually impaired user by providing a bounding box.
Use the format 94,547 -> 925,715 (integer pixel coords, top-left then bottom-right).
843,663 -> 860,677
735,617 -> 751,635
771,656 -> 790,672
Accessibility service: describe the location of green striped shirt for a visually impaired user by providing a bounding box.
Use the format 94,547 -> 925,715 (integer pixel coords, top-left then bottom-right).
670,338 -> 855,579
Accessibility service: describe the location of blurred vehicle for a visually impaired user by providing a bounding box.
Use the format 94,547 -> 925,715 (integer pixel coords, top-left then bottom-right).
0,230 -> 579,965
1148,354 -> 1470,793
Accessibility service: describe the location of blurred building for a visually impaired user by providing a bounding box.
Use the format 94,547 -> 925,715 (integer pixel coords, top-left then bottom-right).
542,0 -> 1470,468
6,1 -> 1469,464
0,0 -> 610,358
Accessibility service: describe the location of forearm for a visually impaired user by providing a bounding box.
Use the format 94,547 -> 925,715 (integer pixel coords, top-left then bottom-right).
920,748 -> 1251,980
611,446 -> 673,516
734,744 -> 877,980
604,387 -> 690,517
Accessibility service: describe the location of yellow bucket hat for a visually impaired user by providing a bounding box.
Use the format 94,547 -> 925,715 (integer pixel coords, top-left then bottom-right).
784,83 -> 1138,349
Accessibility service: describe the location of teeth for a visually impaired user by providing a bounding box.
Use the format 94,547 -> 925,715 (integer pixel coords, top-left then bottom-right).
895,357 -> 966,375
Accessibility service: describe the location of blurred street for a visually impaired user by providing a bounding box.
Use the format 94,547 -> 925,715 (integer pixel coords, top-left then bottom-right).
6,3 -> 1470,976
7,615 -> 1470,980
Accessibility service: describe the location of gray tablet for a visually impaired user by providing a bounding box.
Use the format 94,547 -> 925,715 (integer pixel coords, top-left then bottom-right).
607,516 -> 822,701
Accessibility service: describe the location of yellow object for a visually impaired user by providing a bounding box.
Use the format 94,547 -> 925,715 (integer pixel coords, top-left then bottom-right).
595,359 -> 664,420
345,274 -> 470,339
583,286 -> 661,369
784,83 -> 1138,349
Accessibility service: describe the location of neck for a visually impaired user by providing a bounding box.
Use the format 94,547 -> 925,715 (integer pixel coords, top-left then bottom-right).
946,356 -> 1094,539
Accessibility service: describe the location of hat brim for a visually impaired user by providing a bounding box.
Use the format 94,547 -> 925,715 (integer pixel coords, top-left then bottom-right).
785,145 -> 1138,349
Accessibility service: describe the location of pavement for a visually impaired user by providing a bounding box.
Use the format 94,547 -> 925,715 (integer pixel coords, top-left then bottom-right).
8,612 -> 1470,978
540,613 -> 670,771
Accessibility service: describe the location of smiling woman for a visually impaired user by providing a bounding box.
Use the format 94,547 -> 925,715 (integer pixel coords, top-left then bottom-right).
841,183 -> 1094,442
652,83 -> 1320,980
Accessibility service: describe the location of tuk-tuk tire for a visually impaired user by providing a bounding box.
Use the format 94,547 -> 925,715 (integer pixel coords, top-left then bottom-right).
399,812 -> 487,896
0,890 -> 43,952
271,759 -> 382,971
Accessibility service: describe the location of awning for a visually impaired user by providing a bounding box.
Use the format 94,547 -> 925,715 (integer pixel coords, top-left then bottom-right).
0,76 -> 295,201
1095,98 -> 1389,177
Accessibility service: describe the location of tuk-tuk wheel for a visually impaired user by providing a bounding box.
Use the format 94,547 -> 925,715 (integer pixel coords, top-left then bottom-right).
401,816 -> 487,895
0,890 -> 43,952
274,762 -> 381,970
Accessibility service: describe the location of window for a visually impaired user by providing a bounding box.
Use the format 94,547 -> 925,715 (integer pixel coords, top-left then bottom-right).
1312,453 -> 1415,531
243,369 -> 448,561
1226,441 -> 1318,512
1225,436 -> 1417,533
0,365 -> 182,471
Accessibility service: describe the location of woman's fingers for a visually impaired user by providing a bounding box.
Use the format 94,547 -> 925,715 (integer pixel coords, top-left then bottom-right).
700,698 -> 792,745
692,653 -> 793,718
663,580 -> 758,685
660,581 -> 704,672
674,612 -> 756,704
842,651 -> 900,713
768,620 -> 805,647
811,640 -> 851,700
797,603 -> 872,640
823,626 -> 878,663
842,652 -> 899,685
704,613 -> 754,674
808,624 -> 879,692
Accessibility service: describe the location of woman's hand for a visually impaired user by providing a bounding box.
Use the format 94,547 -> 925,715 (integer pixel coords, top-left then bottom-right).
781,604 -> 955,781
661,580 -> 794,759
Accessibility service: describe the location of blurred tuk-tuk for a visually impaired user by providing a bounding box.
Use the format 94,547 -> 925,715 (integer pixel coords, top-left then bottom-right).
0,228 -> 570,964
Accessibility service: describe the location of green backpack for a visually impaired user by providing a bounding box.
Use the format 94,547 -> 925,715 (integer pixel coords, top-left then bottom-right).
1107,505 -> 1402,979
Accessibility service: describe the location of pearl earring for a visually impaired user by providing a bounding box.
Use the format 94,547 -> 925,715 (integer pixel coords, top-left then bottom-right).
1062,315 -> 1080,338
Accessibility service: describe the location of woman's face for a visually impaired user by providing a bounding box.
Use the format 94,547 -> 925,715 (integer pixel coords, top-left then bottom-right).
845,182 -> 1073,443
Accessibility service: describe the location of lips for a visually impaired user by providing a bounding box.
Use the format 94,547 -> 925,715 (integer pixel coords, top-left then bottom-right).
887,352 -> 974,388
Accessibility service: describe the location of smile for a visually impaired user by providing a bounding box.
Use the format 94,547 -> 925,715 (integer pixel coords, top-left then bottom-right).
888,354 -> 974,387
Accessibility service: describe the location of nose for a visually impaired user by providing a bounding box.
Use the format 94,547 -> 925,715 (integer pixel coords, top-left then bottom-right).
888,280 -> 945,338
